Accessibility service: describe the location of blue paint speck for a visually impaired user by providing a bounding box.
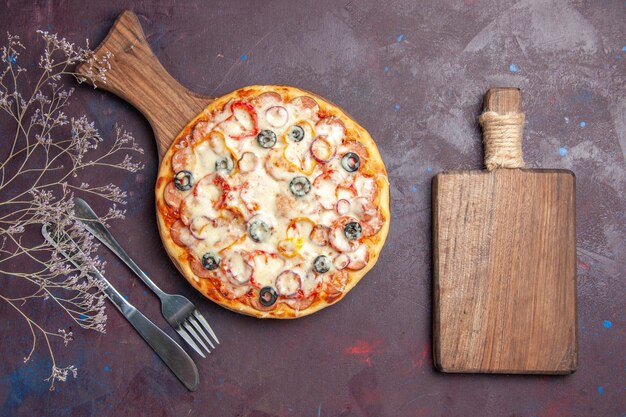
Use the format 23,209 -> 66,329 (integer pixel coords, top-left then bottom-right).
622,46 -> 626,51
241,54 -> 247,61
143,290 -> 148,296
384,66 -> 389,73
122,294 -> 129,300
427,166 -> 433,173
509,63 -> 518,73
218,377 -> 225,385
317,405 -> 321,417
603,320 -> 612,329
559,147 -> 568,157
598,386 -> 604,395
79,314 -> 88,321
410,186 -> 417,193
103,366 -> 110,372
8,55 -> 16,65
396,34 -> 404,43
579,121 -> 586,127
394,103 -> 401,111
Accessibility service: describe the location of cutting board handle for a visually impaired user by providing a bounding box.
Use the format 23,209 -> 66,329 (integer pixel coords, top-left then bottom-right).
76,10 -> 212,159
479,87 -> 525,171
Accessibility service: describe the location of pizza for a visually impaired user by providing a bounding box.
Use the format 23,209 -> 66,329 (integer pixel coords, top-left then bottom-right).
155,85 -> 389,318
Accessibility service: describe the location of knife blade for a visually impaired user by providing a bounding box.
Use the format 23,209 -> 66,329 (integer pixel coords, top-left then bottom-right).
41,222 -> 199,391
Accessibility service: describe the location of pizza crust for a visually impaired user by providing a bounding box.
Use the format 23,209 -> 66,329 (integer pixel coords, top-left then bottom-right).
155,85 -> 390,318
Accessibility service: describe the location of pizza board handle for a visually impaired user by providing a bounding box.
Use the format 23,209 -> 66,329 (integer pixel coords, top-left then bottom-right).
479,87 -> 525,171
75,9 -> 213,160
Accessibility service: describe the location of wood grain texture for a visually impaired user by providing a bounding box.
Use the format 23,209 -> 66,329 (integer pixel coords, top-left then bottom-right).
432,87 -> 578,374
432,169 -> 577,373
75,10 -> 212,159
484,87 -> 521,114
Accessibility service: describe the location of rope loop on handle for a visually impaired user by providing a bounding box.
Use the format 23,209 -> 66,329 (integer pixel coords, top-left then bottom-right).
478,111 -> 525,171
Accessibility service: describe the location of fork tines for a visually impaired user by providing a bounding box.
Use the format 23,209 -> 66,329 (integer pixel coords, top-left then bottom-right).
175,311 -> 220,358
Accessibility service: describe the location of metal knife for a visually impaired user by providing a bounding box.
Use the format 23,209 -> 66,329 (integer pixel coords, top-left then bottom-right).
41,222 -> 199,391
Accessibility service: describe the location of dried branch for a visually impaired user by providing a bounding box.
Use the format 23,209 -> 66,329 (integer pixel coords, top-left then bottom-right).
0,31 -> 144,390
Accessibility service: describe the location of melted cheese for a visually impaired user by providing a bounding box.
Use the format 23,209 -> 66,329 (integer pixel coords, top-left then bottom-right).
170,92 -> 382,300
251,253 -> 284,288
193,142 -> 221,178
223,251 -> 252,285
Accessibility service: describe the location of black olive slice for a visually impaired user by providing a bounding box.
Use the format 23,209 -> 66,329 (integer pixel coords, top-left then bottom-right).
259,286 -> 278,307
257,130 -> 277,148
201,252 -> 220,270
344,221 -> 362,241
341,152 -> 360,172
287,125 -> 305,142
313,255 -> 331,273
174,170 -> 193,191
248,218 -> 271,242
289,176 -> 311,197
215,155 -> 234,173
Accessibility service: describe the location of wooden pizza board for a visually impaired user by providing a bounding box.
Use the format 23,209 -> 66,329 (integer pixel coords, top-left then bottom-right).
432,88 -> 578,374
76,9 -> 213,159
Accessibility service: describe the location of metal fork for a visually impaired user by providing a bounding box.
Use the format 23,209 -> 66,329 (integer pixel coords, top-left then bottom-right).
73,197 -> 219,357
42,223 -> 199,391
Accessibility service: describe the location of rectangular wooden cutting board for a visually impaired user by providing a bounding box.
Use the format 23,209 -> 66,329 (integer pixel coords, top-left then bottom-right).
432,88 -> 577,374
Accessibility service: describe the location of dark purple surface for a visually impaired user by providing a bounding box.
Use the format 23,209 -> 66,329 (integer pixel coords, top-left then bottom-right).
1,1 -> 624,416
